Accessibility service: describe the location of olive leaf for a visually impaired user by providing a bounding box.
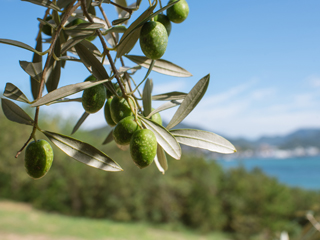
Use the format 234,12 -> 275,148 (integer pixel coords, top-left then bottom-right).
1,98 -> 34,126
3,83 -> 30,104
114,0 -> 128,16
140,117 -> 181,160
112,17 -> 130,26
170,129 -> 237,154
71,112 -> 90,135
152,91 -> 187,101
154,145 -> 168,174
21,0 -> 61,11
142,78 -> 152,117
101,25 -> 127,35
20,61 -> 43,80
80,39 -> 102,56
47,97 -> 82,105
31,35 -> 43,100
116,1 -> 156,58
74,42 -> 116,95
125,55 -> 192,77
0,39 -> 43,55
57,0 -> 74,9
31,77 -> 113,107
43,131 -> 123,172
45,36 -> 61,93
58,56 -> 82,62
166,74 -> 210,130
38,18 -> 57,29
147,100 -> 182,118
140,60 -> 155,88
102,129 -> 114,145
61,36 -> 85,54
64,22 -> 105,31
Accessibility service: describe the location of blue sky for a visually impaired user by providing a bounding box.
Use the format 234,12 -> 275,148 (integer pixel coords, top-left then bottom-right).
0,0 -> 320,139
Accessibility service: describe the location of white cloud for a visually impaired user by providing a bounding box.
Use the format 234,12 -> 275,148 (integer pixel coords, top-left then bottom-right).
159,80 -> 320,139
308,75 -> 320,87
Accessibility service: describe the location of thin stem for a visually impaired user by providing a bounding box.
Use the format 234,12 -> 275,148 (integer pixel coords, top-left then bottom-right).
36,8 -> 51,42
81,0 -> 126,98
98,4 -> 118,47
159,0 -> 163,8
97,4 -> 143,112
110,1 -> 132,13
15,1 -> 80,158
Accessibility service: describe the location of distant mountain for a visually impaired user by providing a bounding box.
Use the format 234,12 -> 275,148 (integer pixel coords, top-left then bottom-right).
88,120 -> 320,150
230,128 -> 320,150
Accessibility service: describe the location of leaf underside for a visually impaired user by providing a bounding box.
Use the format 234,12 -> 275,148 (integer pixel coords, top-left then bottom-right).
43,131 -> 123,172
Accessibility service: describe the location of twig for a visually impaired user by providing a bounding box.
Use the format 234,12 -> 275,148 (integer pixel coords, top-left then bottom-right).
81,0 -> 126,97
16,1 -> 80,158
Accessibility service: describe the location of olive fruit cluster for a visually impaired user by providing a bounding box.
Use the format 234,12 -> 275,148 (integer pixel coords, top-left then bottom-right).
139,0 -> 189,60
104,95 -> 162,168
25,140 -> 54,179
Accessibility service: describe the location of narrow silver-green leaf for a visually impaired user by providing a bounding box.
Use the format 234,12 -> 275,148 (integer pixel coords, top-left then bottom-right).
21,0 -> 61,11
47,97 -> 82,105
170,129 -> 237,154
57,0 -> 74,9
45,36 -> 61,93
166,74 -> 210,130
154,145 -> 168,174
58,56 -> 81,62
31,77 -> 112,107
142,78 -> 152,117
0,39 -> 42,55
31,35 -> 43,100
20,61 -> 43,80
71,112 -> 90,135
61,37 -> 84,54
125,55 -> 192,77
114,0 -> 128,16
43,131 -> 123,172
116,1 -> 156,58
102,129 -> 114,145
4,83 -> 30,104
140,117 -> 181,160
1,98 -> 33,126
65,30 -> 95,38
112,17 -> 130,26
152,91 -> 187,101
38,18 -> 57,29
65,22 -> 105,31
102,25 -> 127,35
147,100 -> 182,118
80,39 -> 102,56
74,42 -> 115,95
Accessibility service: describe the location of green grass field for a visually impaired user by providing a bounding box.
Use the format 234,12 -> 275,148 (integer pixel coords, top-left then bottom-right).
0,200 -> 230,240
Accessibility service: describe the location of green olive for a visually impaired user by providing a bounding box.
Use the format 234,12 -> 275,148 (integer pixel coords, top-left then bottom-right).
130,129 -> 157,168
139,21 -> 168,60
167,0 -> 189,24
25,140 -> 54,179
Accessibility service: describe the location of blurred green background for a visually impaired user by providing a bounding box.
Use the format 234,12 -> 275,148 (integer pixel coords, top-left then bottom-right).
1,110 -> 320,240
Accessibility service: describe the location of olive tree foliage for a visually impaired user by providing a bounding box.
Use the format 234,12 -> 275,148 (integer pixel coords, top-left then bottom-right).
0,0 -> 236,174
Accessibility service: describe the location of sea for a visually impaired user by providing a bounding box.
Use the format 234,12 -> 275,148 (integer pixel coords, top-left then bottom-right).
215,156 -> 320,191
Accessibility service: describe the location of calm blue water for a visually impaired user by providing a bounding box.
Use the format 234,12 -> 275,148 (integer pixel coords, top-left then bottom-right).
216,156 -> 320,190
